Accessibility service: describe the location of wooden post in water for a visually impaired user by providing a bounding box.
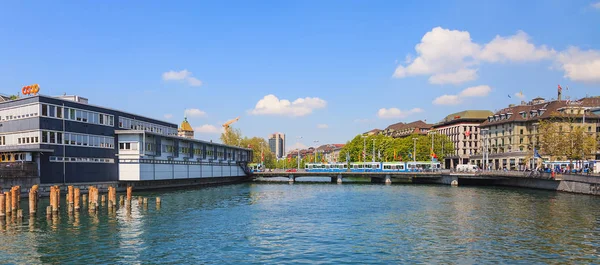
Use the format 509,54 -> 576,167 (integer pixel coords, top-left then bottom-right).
74,188 -> 80,210
137,196 -> 142,206
11,187 -> 17,212
5,192 -> 11,216
0,193 -> 5,217
46,206 -> 51,216
119,195 -> 124,206
67,186 -> 74,206
51,186 -> 58,213
17,209 -> 23,219
156,197 -> 161,209
29,189 -> 36,215
126,186 -> 132,202
56,186 -> 60,209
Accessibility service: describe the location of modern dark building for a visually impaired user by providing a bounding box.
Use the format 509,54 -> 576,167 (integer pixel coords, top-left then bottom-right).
268,132 -> 285,159
0,95 -> 252,184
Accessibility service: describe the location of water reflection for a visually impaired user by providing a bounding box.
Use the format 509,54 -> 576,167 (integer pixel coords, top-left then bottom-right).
0,184 -> 598,264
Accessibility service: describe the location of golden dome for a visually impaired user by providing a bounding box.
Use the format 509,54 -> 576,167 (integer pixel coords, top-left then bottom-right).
179,117 -> 193,132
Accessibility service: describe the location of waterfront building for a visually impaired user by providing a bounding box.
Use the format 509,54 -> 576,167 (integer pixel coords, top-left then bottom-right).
363,129 -> 381,136
380,120 -> 432,138
470,96 -> 600,170
429,110 -> 493,169
268,132 -> 285,159
0,94 -> 252,184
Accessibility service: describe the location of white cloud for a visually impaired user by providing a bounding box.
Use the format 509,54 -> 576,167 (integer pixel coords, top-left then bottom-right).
184,108 -> 207,117
429,69 -> 478,85
459,85 -> 492,97
556,47 -> 600,83
393,27 -> 554,85
592,2 -> 600,9
162,69 -> 203,87
479,31 -> 555,62
164,114 -> 173,119
249,94 -> 327,117
433,95 -> 461,105
377,107 -> 423,119
514,92 -> 526,99
194,125 -> 222,134
317,124 -> 329,129
433,85 -> 492,105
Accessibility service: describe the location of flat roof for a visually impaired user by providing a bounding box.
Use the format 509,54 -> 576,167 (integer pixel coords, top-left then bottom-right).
0,94 -> 178,128
115,130 -> 252,151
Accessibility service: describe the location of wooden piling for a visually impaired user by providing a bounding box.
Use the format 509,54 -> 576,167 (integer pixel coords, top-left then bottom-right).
68,186 -> 74,205
137,196 -> 142,205
74,188 -> 80,210
0,193 -> 5,217
156,197 -> 161,205
11,187 -> 17,211
143,197 -> 148,205
29,190 -> 35,214
17,209 -> 23,218
46,206 -> 51,216
51,186 -> 58,212
119,195 -> 124,206
5,192 -> 11,216
56,186 -> 60,208
126,186 -> 132,201
94,187 -> 99,208
101,194 -> 106,203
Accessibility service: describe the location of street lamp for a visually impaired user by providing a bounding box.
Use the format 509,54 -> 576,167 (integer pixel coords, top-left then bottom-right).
412,138 -> 418,164
362,135 -> 366,163
481,128 -> 489,171
313,140 -> 319,163
297,136 -> 303,170
372,139 -> 376,162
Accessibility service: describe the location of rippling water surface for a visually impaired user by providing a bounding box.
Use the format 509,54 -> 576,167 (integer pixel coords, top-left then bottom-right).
1,183 -> 599,264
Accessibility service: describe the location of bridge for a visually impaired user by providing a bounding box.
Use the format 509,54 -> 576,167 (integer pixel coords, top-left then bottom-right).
251,170 -> 566,185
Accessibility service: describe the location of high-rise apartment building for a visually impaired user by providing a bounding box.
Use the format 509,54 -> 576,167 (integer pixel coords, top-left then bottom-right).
268,132 -> 285,158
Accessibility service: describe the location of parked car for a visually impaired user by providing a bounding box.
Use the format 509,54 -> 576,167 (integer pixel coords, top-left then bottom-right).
286,168 -> 297,172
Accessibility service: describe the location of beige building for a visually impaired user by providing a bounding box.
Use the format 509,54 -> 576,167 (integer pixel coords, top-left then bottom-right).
430,110 -> 493,169
470,97 -> 600,170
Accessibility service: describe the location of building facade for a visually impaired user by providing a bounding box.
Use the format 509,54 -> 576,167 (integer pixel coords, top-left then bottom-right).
430,110 -> 493,169
0,95 -> 252,184
268,132 -> 285,159
177,117 -> 194,139
470,97 -> 600,170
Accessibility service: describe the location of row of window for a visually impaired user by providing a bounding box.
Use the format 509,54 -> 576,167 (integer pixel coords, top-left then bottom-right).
41,131 -> 115,149
49,156 -> 114,163
119,142 -> 139,151
0,104 -> 39,122
41,104 -> 115,127
119,159 -> 239,165
119,117 -> 178,136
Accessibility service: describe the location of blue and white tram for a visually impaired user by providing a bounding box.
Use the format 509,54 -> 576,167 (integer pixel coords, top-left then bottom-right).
305,163 -> 348,172
406,161 -> 441,172
349,162 -> 381,172
381,162 -> 408,172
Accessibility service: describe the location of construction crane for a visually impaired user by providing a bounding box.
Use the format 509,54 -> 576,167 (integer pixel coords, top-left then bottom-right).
222,116 -> 240,133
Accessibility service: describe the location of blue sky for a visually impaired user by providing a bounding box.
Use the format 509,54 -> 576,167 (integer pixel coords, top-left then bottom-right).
1,1 -> 599,151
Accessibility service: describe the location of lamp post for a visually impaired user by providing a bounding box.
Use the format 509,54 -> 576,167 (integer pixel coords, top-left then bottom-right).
481,128 -> 489,171
431,132 -> 435,169
412,138 -> 418,164
297,136 -> 303,170
362,135 -> 366,163
372,139 -> 375,162
313,140 -> 319,164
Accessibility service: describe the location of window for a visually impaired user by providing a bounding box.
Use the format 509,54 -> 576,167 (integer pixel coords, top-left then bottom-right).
49,105 -> 55,117
76,110 -> 82,121
57,107 -> 62,118
42,132 -> 48,143
41,104 -> 48,116
49,132 -> 56,143
70,109 -> 75,120
64,133 -> 70,144
82,111 -> 88,122
99,114 -> 104,124
57,132 -> 62,144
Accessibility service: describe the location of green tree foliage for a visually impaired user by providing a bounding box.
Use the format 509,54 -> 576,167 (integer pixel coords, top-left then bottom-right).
220,127 -> 277,168
538,116 -> 598,162
339,133 -> 454,163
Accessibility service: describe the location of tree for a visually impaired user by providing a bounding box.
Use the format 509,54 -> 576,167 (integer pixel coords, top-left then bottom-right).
538,114 -> 598,166
220,127 -> 242,146
339,133 -> 454,163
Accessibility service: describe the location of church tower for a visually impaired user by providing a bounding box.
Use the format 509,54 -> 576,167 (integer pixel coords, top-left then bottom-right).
178,117 -> 194,139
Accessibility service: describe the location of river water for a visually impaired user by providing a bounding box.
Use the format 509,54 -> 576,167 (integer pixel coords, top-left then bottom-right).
1,182 -> 599,264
